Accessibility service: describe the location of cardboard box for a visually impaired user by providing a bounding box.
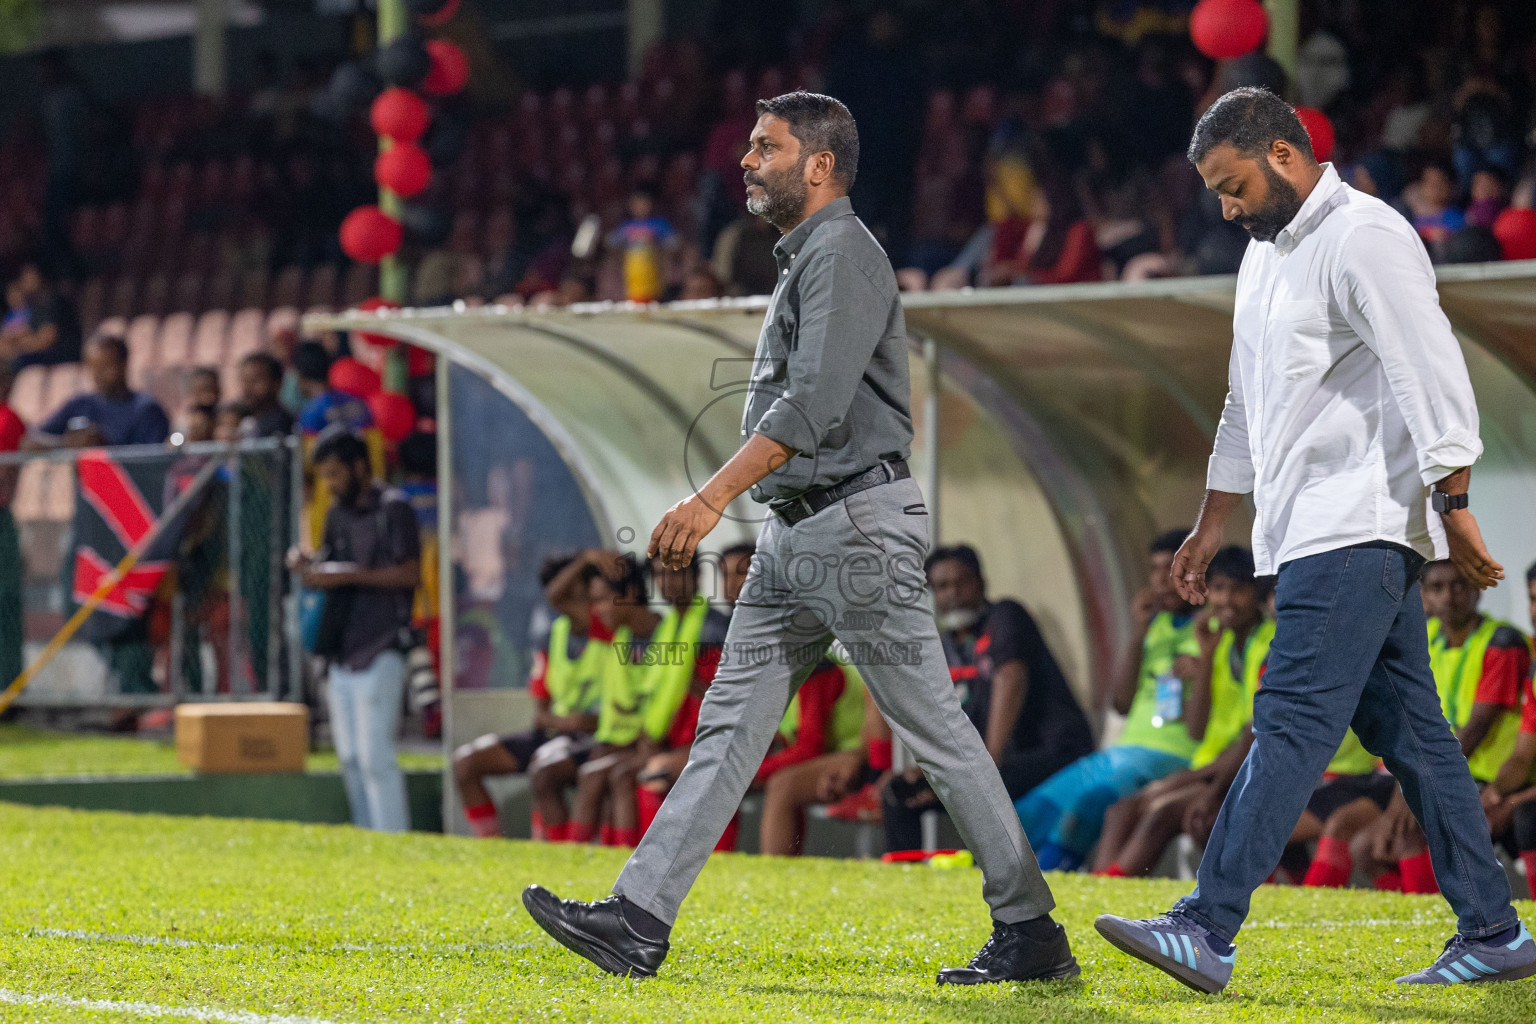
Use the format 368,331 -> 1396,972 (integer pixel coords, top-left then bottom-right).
175,703 -> 309,774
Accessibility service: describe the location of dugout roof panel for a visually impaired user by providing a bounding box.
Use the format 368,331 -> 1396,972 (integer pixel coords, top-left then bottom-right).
309,259 -> 1536,712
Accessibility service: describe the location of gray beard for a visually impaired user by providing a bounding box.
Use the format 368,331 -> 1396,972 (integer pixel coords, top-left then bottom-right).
746,174 -> 808,231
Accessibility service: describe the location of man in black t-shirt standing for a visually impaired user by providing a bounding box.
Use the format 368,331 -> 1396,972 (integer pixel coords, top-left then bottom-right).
884,545 -> 1094,852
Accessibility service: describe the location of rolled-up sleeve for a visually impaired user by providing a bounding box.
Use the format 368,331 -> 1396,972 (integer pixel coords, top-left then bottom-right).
1207,343 -> 1256,494
753,253 -> 887,455
1338,221 -> 1483,486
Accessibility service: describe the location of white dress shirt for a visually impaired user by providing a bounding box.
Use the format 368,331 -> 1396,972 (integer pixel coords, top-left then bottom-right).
1207,164 -> 1483,574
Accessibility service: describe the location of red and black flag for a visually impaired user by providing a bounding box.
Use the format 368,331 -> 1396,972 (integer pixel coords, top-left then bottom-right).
69,450 -> 206,641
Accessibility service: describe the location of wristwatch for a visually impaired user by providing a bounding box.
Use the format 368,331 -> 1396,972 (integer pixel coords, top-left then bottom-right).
1431,491 -> 1469,514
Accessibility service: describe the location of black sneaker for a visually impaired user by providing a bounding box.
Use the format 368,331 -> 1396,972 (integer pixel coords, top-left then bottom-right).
522,885 -> 669,978
937,920 -> 1080,984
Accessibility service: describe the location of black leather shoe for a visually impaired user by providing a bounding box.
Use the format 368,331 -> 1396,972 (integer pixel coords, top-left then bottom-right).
937,920 -> 1080,984
522,885 -> 669,978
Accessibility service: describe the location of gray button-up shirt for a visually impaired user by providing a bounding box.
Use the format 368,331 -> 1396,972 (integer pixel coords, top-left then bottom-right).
742,196 -> 913,503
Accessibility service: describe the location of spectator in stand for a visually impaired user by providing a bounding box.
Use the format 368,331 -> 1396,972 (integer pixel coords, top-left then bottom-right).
187,366 -> 220,412
1464,167 -> 1511,229
608,187 -> 678,303
237,353 -> 294,438
711,210 -> 781,296
183,404 -> 215,444
294,341 -> 373,437
998,166 -> 1103,286
30,336 -> 168,448
927,152 -> 1036,290
1093,547 -> 1273,877
1,263 -> 81,371
678,267 -> 724,301
1403,159 -> 1466,258
1013,529 -> 1199,871
288,427 -> 420,833
1352,560 -> 1530,894
452,554 -> 603,840
0,358 -> 23,687
884,544 -> 1094,853
213,403 -> 246,443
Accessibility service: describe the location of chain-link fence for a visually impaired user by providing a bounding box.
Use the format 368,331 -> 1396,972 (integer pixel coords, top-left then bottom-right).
0,437 -> 302,707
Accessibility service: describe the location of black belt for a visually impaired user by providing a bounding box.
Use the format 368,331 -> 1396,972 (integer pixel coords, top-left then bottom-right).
769,459 -> 909,526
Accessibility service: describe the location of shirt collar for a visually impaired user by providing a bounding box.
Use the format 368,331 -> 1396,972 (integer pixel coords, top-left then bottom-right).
774,196 -> 854,262
1274,162 -> 1345,255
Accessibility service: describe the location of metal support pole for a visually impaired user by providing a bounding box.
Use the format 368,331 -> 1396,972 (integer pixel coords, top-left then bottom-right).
1265,0 -> 1299,87
226,443 -> 244,693
287,436 -> 305,703
435,353 -> 459,832
378,0 -> 409,305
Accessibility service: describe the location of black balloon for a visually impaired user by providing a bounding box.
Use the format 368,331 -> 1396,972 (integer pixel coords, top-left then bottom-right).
405,0 -> 453,13
398,203 -> 452,247
327,61 -> 381,117
423,105 -> 471,165
376,34 -> 431,88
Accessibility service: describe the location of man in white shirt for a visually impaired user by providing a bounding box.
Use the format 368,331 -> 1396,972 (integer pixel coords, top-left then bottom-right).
1096,87 -> 1533,993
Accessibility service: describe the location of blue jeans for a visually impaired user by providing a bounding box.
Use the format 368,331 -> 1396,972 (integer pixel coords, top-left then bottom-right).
1015,744 -> 1189,864
1175,542 -> 1516,944
328,649 -> 409,832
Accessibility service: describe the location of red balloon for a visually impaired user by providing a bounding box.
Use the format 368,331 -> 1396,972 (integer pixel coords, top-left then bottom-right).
405,344 -> 434,377
1293,106 -> 1336,163
330,357 -> 381,399
375,142 -> 433,197
370,87 -> 430,142
368,391 -> 417,442
1492,207 -> 1536,261
339,206 -> 403,264
1189,0 -> 1268,60
417,0 -> 459,28
422,39 -> 469,96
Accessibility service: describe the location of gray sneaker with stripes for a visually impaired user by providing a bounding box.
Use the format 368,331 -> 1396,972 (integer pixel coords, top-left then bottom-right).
1094,912 -> 1235,994
1396,922 -> 1536,985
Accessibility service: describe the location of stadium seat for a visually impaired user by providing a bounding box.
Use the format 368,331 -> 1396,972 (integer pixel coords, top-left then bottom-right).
193,309 -> 233,372
238,267 -> 270,310
341,263 -> 378,308
269,266 -> 305,309
173,271 -> 206,315
10,461 -> 47,522
106,276 -> 138,321
125,314 -> 164,386
42,462 -> 73,521
93,315 -> 128,342
139,274 -> 171,317
262,306 -> 299,343
77,277 -> 106,336
205,270 -> 238,313
158,311 -> 196,368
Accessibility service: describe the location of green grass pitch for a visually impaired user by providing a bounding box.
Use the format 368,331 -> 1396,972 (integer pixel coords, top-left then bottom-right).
2,803 -> 1534,1022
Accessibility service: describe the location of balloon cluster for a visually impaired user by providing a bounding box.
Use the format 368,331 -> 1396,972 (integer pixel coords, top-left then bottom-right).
1189,0 -> 1268,61
329,0 -> 469,264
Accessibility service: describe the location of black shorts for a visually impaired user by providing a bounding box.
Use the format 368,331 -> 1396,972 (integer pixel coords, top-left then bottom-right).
498,729 -> 549,770
1306,772 -> 1396,821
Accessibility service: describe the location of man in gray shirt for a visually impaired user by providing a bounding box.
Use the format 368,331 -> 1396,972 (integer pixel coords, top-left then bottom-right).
525,91 -> 1071,985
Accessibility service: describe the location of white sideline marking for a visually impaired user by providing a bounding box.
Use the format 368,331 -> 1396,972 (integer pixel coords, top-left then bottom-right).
28,927 -> 534,955
0,988 -> 360,1024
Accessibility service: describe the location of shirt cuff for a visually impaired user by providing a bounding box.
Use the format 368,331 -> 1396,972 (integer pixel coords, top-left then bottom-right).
753,398 -> 820,456
1418,429 -> 1483,488
1206,453 -> 1255,494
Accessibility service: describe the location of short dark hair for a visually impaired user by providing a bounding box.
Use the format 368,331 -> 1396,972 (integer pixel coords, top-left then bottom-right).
720,541 -> 757,562
311,425 -> 368,468
293,340 -> 333,384
1526,559 -> 1536,586
187,403 -> 215,420
539,553 -> 577,587
755,91 -> 860,191
216,401 -> 247,419
398,431 -> 436,476
89,334 -> 129,363
190,365 -> 219,383
1187,86 -> 1314,165
925,544 -> 983,581
1207,546 -> 1256,586
241,351 -> 284,383
1152,529 -> 1191,555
